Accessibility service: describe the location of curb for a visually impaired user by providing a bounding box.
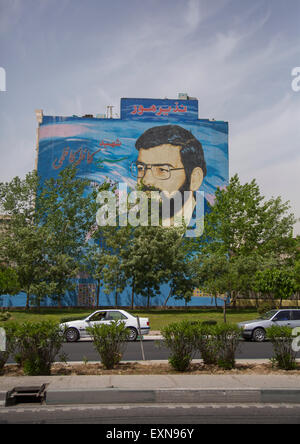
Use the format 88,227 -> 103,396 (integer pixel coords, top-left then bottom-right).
44,388 -> 300,406
1,386 -> 300,407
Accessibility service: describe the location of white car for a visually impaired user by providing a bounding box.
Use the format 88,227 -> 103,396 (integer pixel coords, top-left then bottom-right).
60,309 -> 150,342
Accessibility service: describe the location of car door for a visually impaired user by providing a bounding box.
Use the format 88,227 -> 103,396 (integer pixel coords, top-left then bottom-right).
106,310 -> 128,326
86,311 -> 111,334
272,310 -> 292,327
290,310 -> 300,329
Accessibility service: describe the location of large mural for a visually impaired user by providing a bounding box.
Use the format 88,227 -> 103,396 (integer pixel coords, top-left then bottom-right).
0,98 -> 229,307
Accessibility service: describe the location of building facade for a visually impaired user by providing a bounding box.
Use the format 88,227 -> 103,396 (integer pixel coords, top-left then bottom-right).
1,95 -> 229,307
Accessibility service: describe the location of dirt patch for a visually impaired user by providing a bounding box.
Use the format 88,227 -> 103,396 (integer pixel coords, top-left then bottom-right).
2,362 -> 300,376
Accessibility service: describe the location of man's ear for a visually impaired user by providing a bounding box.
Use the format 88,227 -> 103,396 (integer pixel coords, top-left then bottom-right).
190,167 -> 204,191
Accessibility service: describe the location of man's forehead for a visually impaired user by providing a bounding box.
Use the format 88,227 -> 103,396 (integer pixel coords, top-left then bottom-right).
137,144 -> 183,167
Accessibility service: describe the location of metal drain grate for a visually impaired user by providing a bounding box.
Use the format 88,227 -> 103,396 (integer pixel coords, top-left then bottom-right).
7,384 -> 47,406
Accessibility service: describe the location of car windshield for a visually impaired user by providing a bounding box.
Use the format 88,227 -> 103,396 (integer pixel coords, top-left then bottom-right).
259,310 -> 278,320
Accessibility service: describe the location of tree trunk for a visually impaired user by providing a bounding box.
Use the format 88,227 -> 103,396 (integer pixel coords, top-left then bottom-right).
96,280 -> 100,307
25,292 -> 30,311
163,288 -> 173,307
223,301 -> 227,323
131,278 -> 135,310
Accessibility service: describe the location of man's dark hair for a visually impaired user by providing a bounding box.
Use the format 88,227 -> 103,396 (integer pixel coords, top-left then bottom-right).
135,124 -> 207,179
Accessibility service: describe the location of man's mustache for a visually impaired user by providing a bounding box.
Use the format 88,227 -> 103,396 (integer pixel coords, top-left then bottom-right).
140,184 -> 185,199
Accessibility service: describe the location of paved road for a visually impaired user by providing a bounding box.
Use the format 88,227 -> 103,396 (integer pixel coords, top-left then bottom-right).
59,340 -> 297,362
7,339 -> 300,364
1,403 -> 300,424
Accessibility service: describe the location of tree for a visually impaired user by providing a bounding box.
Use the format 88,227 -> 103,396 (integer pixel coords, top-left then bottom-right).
0,167 -> 98,308
37,166 -> 98,307
82,243 -> 106,307
123,225 -> 192,308
0,266 -> 20,295
193,174 -> 297,306
254,268 -> 297,308
0,171 -> 51,308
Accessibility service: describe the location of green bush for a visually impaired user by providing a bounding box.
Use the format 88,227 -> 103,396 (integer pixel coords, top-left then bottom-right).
194,324 -> 220,366
194,323 -> 241,369
258,302 -> 277,316
13,321 -> 66,376
266,325 -> 297,370
87,321 -> 129,369
161,321 -> 197,372
215,324 -> 242,370
0,312 -> 12,322
0,323 -> 17,375
202,320 -> 218,326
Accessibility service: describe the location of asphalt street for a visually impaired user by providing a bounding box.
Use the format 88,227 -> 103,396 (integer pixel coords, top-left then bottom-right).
6,339 -> 300,364
1,403 -> 300,424
58,340 -> 299,362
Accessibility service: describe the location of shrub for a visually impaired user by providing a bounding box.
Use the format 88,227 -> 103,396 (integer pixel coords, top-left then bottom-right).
194,323 -> 241,369
215,324 -> 242,370
202,320 -> 218,326
258,302 -> 277,316
161,321 -> 197,372
13,321 -> 66,376
266,325 -> 297,370
194,324 -> 219,366
0,312 -> 12,322
87,321 -> 129,369
0,323 -> 17,375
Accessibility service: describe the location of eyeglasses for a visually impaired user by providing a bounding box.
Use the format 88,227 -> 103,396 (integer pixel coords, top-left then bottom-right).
131,161 -> 184,180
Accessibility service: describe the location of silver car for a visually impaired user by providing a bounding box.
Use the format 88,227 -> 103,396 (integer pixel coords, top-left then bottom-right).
238,309 -> 300,342
60,309 -> 150,342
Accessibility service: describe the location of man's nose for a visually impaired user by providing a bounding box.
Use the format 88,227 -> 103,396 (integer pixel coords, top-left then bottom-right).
142,168 -> 155,186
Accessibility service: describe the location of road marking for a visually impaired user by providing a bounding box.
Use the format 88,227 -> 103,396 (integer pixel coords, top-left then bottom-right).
1,403 -> 300,414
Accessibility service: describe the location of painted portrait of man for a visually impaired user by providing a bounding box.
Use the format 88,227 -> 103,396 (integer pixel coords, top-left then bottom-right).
131,124 -> 207,229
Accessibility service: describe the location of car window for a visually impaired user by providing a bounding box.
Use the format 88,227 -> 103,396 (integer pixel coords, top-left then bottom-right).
292,311 -> 300,321
107,311 -> 127,321
260,310 -> 278,320
273,311 -> 291,321
89,312 -> 107,321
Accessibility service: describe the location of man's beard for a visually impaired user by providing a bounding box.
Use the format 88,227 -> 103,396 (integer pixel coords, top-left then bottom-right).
142,177 -> 191,219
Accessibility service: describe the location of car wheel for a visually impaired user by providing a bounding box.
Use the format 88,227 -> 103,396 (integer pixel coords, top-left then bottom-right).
252,328 -> 266,342
127,327 -> 138,341
65,327 -> 80,342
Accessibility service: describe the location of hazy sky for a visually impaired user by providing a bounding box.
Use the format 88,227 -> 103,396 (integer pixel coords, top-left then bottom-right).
0,0 -> 299,234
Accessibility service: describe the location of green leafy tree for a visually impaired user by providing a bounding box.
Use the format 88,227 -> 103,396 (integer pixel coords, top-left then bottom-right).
0,171 -> 51,308
0,266 -> 20,295
193,174 -> 297,307
37,166 -> 98,307
82,243 -> 106,307
124,225 -> 189,308
254,268 -> 297,308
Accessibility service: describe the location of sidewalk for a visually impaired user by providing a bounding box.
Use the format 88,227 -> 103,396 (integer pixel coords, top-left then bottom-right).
1,360 -> 300,407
